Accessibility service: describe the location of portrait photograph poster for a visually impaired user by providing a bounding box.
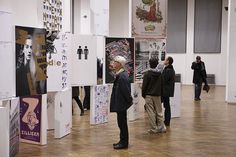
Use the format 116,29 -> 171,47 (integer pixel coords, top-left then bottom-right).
132,0 -> 167,38
70,34 -> 97,86
135,38 -> 166,81
105,37 -> 135,83
15,26 -> 47,97
20,95 -> 42,144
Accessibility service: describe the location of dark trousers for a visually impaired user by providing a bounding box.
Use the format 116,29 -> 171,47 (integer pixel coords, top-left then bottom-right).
117,111 -> 129,145
73,96 -> 84,113
194,83 -> 202,99
83,86 -> 90,109
162,96 -> 171,126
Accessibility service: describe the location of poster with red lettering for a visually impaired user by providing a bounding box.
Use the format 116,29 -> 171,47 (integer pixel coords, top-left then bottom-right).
20,95 -> 42,144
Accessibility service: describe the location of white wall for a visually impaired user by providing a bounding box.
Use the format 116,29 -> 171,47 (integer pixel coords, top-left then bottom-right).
109,0 -> 131,37
168,0 -> 228,85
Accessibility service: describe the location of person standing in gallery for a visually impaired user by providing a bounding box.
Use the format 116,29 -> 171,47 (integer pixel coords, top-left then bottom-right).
110,56 -> 133,149
72,86 -> 84,116
142,58 -> 166,133
161,56 -> 175,127
191,56 -> 207,101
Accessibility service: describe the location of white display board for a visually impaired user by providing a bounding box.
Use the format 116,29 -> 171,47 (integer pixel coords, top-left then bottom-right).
90,0 -> 109,36
0,11 -> 13,42
47,32 -> 70,92
54,88 -> 72,138
70,34 -> 97,86
128,83 -> 142,121
0,98 -> 20,157
90,85 -> 109,125
170,83 -> 181,118
0,11 -> 15,100
0,106 -> 9,157
47,92 -> 57,130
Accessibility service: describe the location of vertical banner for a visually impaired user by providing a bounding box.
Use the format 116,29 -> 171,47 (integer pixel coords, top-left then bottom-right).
91,85 -> 109,125
15,26 -> 47,97
128,83 -> 141,121
9,98 -> 20,157
47,32 -> 70,91
132,0 -> 167,38
47,92 -> 57,130
105,37 -> 135,83
20,95 -> 42,144
170,83 -> 181,118
135,38 -> 166,81
70,35 -> 97,86
0,106 -> 9,157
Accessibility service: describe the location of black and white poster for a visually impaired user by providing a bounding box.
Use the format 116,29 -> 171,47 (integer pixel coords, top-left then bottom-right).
135,38 -> 166,81
15,26 -> 47,97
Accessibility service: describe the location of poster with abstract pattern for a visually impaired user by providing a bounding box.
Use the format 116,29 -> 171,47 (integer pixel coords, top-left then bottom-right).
105,37 -> 135,83
92,85 -> 109,124
132,0 -> 167,38
15,26 -> 47,97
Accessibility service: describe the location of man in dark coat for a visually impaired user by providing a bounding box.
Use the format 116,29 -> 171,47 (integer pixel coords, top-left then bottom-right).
191,56 -> 207,101
161,56 -> 175,126
142,58 -> 166,134
110,56 -> 133,149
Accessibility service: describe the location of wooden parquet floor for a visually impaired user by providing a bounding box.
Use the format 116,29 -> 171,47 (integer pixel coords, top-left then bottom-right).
16,86 -> 236,157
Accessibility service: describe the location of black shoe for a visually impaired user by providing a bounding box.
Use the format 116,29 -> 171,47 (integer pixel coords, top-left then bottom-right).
113,143 -> 128,149
80,112 -> 84,116
113,142 -> 121,147
194,98 -> 201,101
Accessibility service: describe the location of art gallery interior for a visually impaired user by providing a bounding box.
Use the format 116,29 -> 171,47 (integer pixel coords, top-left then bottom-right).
0,0 -> 236,157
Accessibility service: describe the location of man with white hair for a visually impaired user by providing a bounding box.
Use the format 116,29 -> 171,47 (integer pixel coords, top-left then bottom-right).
110,56 -> 133,149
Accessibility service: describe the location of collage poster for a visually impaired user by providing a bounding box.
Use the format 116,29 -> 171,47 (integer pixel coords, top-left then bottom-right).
105,37 -> 135,83
15,26 -> 47,97
132,0 -> 167,38
135,38 -> 166,81
93,85 -> 109,124
20,95 -> 42,143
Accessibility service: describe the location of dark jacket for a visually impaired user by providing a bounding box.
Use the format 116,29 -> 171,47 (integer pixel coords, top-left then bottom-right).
191,61 -> 207,84
142,69 -> 162,98
110,71 -> 133,112
162,65 -> 175,97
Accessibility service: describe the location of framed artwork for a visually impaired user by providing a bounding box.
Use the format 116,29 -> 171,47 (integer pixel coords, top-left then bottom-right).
105,37 -> 135,83
132,0 -> 167,38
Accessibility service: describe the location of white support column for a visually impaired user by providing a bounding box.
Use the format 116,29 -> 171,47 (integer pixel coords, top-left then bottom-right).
226,0 -> 236,103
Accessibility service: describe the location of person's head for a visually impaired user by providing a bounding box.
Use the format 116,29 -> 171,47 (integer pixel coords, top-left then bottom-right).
149,57 -> 159,69
23,35 -> 33,64
196,56 -> 201,63
112,56 -> 126,72
164,56 -> 173,65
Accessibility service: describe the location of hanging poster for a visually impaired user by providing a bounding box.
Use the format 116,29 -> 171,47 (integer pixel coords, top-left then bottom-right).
20,95 -> 42,144
132,0 -> 167,38
47,32 -> 69,91
91,85 -> 109,124
15,26 -> 47,97
105,37 -> 135,83
9,98 -> 20,157
38,0 -> 63,31
97,37 -> 105,85
90,0 -> 109,36
135,38 -> 166,81
71,34 -> 97,86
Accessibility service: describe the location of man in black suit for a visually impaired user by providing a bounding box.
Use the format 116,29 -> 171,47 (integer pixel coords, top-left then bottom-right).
110,56 -> 133,149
